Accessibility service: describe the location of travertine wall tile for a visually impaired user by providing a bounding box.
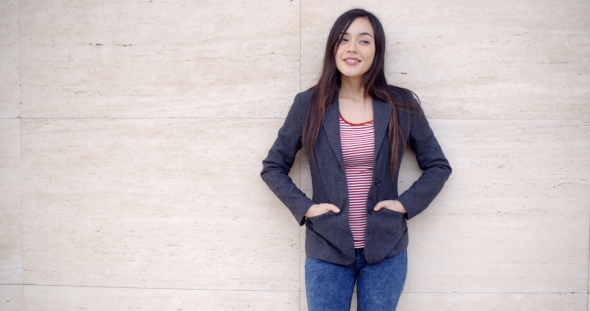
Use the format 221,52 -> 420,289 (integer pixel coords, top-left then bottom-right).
21,119 -> 300,290
403,120 -> 589,292
301,291 -> 586,310
397,293 -> 586,311
20,0 -> 300,118
0,285 -> 23,311
300,120 -> 590,292
0,0 -> 19,118
301,0 -> 590,119
0,120 -> 22,283
24,285 -> 298,311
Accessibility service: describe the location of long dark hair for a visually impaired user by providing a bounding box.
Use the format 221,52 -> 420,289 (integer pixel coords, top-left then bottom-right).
302,8 -> 419,178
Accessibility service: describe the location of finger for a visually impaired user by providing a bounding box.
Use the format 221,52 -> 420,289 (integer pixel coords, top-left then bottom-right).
373,203 -> 383,211
329,205 -> 341,213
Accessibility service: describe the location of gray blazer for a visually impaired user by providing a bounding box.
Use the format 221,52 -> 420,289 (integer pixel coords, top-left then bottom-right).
261,88 -> 451,265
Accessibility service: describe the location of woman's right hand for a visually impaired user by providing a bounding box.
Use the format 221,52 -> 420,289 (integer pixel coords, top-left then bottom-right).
305,203 -> 341,218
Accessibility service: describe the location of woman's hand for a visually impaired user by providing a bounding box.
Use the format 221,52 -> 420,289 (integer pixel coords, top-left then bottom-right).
374,200 -> 406,214
305,203 -> 341,218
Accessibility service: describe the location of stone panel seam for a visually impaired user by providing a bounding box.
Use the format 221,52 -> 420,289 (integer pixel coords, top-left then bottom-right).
18,7 -> 23,311
17,0 -> 20,119
11,117 -> 590,121
299,0 -> 302,94
298,290 -> 589,294
17,119 -> 23,287
18,284 -> 299,293
298,3 -> 303,311
401,292 -> 589,294
15,117 -> 290,120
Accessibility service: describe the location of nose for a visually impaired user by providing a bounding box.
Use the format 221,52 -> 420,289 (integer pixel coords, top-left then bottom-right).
347,41 -> 358,53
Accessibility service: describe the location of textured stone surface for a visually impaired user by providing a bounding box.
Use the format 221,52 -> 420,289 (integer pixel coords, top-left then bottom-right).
397,293 -> 586,311
24,285 -> 298,311
21,119 -> 300,290
20,0 -> 300,118
422,120 -> 588,292
301,0 -> 590,119
300,292 -> 586,310
0,0 -> 19,118
0,120 -> 22,283
0,285 -> 23,311
403,120 -> 589,292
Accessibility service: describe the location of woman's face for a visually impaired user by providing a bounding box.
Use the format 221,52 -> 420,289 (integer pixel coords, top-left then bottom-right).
335,17 -> 376,80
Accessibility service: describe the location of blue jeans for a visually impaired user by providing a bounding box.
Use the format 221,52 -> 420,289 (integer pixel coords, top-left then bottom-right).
305,249 -> 407,311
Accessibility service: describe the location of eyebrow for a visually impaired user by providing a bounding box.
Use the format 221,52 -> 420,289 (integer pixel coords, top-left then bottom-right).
344,31 -> 374,38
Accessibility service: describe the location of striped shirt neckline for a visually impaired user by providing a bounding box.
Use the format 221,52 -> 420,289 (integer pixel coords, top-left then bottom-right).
339,113 -> 374,126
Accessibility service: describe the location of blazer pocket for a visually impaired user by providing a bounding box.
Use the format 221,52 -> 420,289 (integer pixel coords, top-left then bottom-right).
306,212 -> 350,244
306,211 -> 334,222
367,208 -> 406,239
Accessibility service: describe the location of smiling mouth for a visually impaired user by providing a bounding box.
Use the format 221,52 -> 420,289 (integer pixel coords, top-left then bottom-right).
343,58 -> 360,65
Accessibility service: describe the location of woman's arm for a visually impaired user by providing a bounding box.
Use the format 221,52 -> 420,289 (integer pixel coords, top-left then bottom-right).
395,104 -> 452,219
261,93 -> 316,225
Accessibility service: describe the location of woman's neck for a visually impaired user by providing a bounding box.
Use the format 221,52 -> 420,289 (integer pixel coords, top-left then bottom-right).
339,75 -> 366,102
338,75 -> 373,123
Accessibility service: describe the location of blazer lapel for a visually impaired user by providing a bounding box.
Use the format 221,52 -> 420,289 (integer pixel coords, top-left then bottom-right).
322,100 -> 345,169
373,99 -> 392,157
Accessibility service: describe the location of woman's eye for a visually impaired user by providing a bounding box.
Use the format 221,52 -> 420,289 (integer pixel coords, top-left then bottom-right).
340,38 -> 348,43
360,40 -> 370,44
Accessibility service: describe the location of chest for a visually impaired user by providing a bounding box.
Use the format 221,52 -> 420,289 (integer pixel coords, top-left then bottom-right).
339,116 -> 375,168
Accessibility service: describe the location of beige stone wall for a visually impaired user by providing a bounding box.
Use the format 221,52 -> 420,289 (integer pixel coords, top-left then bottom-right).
1,0 -> 589,310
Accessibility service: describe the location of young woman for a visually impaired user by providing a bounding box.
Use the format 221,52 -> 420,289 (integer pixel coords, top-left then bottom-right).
261,8 -> 451,311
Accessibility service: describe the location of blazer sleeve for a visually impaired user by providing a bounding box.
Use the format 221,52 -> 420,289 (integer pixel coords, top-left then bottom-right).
396,103 -> 452,219
261,93 -> 315,225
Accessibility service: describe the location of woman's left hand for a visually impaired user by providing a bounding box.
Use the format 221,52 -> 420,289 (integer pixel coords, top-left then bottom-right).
374,200 -> 406,214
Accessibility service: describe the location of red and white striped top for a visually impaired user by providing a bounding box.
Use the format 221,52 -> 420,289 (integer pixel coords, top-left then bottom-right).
339,113 -> 375,249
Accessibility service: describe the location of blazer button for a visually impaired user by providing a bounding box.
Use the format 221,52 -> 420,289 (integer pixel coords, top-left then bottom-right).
375,180 -> 381,187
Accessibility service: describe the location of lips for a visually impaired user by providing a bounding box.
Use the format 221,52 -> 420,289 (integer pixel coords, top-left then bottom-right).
343,57 -> 360,65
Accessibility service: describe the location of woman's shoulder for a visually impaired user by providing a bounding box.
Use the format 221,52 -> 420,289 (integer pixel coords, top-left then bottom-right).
386,85 -> 424,125
296,88 -> 316,104
387,85 -> 419,106
288,88 -> 316,114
